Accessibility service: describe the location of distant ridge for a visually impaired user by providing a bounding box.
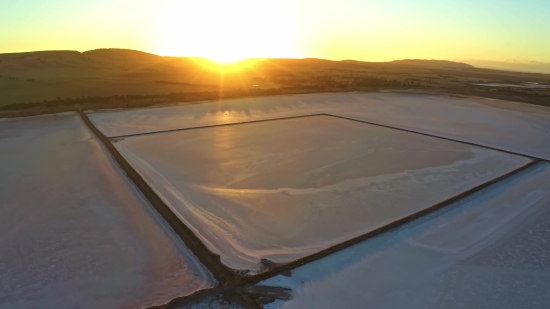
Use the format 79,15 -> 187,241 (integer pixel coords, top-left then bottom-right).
83,48 -> 162,64
391,59 -> 474,69
462,59 -> 550,75
0,49 -> 164,71
0,49 -> 476,69
2,48 -> 549,109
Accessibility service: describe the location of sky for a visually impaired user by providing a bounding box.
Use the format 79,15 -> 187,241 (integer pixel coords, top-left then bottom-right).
1,0 -> 549,64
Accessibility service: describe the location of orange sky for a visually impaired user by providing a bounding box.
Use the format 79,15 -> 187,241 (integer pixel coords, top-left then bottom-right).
1,0 -> 549,65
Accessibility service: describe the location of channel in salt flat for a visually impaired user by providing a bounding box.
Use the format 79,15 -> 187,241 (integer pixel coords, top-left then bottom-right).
0,113 -> 214,309
114,115 -> 531,273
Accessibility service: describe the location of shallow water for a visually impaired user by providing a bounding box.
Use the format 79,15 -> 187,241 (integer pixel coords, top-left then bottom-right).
0,113 -> 214,309
115,115 -> 530,272
257,162 -> 550,309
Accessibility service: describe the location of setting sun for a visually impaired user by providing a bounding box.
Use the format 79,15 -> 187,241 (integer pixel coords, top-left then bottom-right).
157,0 -> 299,63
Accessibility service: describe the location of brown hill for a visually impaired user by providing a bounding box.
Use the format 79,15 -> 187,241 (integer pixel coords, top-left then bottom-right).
391,59 -> 474,69
2,49 -> 549,108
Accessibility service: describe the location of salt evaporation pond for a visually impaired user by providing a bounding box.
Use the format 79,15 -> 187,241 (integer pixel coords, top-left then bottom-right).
256,162 -> 550,309
115,115 -> 530,272
0,113 -> 214,309
88,92 -> 550,160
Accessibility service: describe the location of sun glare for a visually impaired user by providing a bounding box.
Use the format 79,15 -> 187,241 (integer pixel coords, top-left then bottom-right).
157,0 -> 298,64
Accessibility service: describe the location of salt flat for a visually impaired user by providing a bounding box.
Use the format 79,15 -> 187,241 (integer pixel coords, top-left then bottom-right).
89,92 -> 550,159
256,162 -> 550,309
0,113 -> 214,309
115,115 -> 530,272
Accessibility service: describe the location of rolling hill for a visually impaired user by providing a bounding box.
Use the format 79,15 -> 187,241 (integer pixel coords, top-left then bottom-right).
1,49 -> 549,109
